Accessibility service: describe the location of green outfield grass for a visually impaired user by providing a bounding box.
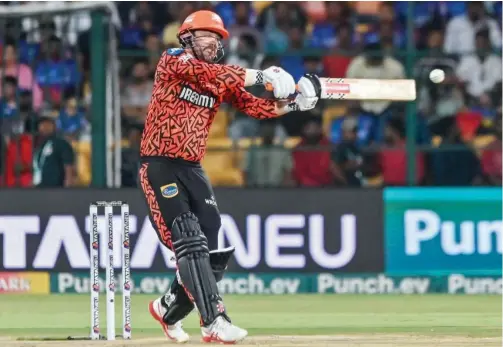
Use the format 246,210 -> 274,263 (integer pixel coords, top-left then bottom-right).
0,294 -> 500,339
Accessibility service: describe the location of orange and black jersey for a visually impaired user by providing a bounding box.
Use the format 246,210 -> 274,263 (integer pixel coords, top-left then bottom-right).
140,48 -> 278,162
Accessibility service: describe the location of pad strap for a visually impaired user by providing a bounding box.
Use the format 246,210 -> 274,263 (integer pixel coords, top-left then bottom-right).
171,212 -> 228,326
162,247 -> 235,324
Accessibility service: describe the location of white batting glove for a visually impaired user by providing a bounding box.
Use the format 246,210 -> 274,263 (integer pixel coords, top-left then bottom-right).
262,66 -> 296,99
292,74 -> 321,111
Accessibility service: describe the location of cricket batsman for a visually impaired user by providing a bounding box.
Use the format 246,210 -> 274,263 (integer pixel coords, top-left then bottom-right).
139,10 -> 321,344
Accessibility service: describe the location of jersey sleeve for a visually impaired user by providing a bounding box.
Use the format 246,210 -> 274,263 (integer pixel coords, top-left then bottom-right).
226,85 -> 278,119
157,51 -> 246,96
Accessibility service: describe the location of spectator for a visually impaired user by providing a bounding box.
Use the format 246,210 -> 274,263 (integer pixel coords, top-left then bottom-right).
129,1 -> 154,25
376,118 -> 425,186
0,76 -> 18,120
0,41 -> 43,111
145,33 -> 162,76
304,55 -> 323,76
225,3 -> 263,69
415,29 -> 458,82
415,29 -> 463,135
428,123 -> 481,186
18,90 -> 38,134
257,2 -> 308,32
309,2 -> 352,49
36,36 -> 80,107
33,117 -> 75,187
456,29 -> 502,103
331,117 -> 364,186
230,2 -> 255,29
121,123 -> 143,187
378,3 -> 405,52
242,120 -> 293,187
323,23 -> 355,78
444,1 -> 501,55
292,117 -> 339,187
330,102 -> 375,146
481,115 -> 502,186
257,2 -> 307,54
121,60 -> 154,123
379,21 -> 405,53
231,2 -> 251,27
226,33 -> 262,69
56,95 -> 89,140
121,2 -> 157,50
288,24 -> 306,51
1,88 -> 38,139
2,128 -> 33,188
346,39 -> 405,142
163,3 -> 196,47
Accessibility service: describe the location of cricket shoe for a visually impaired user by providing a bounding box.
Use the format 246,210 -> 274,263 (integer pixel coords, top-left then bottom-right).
149,298 -> 190,343
201,316 -> 248,344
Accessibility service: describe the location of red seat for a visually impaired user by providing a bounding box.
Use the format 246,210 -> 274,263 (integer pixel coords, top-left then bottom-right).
456,110 -> 483,141
323,55 -> 353,78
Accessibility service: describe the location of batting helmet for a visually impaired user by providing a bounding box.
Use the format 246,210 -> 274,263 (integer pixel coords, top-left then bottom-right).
177,10 -> 229,40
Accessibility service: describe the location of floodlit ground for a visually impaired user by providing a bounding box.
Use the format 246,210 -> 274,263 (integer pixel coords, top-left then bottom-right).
0,294 -> 500,347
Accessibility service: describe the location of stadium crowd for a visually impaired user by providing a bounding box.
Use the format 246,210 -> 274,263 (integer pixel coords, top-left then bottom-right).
0,1 -> 501,188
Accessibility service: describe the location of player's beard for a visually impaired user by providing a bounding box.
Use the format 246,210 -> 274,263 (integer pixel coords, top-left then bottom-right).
193,41 -> 224,63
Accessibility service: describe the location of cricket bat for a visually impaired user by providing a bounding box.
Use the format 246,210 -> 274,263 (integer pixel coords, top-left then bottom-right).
266,78 -> 416,101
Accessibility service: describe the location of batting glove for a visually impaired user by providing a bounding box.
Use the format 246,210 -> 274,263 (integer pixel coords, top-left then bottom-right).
292,74 -> 321,111
262,66 -> 296,99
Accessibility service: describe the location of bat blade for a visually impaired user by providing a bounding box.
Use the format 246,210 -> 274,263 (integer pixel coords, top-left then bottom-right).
320,78 -> 416,101
265,78 -> 416,101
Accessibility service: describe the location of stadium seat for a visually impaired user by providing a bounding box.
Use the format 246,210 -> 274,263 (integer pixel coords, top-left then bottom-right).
252,1 -> 272,14
285,137 -> 301,148
73,141 -> 91,186
365,175 -> 383,187
456,111 -> 482,141
209,110 -> 229,138
431,136 -> 442,147
473,135 -> 496,157
203,138 -> 243,186
233,137 -> 299,175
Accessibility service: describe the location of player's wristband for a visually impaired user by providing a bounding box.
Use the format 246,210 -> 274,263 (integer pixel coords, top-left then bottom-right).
244,69 -> 264,87
277,101 -> 299,115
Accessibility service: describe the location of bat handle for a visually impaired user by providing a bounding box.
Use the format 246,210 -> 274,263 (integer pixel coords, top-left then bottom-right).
265,83 -> 300,92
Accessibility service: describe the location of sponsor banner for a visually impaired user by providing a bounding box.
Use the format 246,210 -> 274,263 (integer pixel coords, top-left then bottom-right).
50,272 -> 502,295
0,189 -> 384,273
385,188 -> 502,275
0,271 -> 49,294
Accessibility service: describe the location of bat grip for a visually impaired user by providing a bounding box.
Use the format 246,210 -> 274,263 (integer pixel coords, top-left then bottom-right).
265,83 -> 299,92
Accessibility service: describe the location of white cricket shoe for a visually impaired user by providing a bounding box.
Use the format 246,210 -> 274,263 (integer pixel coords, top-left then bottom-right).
149,298 -> 190,343
201,316 -> 248,344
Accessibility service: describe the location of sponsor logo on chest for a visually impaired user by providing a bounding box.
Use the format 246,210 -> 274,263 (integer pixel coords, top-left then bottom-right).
179,85 -> 216,108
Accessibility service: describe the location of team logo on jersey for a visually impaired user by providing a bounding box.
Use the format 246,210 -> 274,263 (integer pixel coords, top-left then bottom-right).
160,183 -> 179,198
167,48 -> 183,56
179,85 -> 216,108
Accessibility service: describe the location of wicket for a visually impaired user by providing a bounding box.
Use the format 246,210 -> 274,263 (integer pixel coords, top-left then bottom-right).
89,201 -> 131,341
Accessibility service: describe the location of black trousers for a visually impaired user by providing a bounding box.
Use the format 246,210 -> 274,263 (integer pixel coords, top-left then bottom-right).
138,157 -> 221,251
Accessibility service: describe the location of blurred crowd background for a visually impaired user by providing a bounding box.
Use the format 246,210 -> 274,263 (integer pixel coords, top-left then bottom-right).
0,1 -> 501,188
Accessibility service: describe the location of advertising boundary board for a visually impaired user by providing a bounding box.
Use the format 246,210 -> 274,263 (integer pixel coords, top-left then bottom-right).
0,188 -> 384,273
384,187 -> 502,275
48,272 -> 502,295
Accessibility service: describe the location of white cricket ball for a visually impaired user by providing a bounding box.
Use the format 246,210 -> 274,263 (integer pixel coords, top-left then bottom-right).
429,69 -> 445,84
